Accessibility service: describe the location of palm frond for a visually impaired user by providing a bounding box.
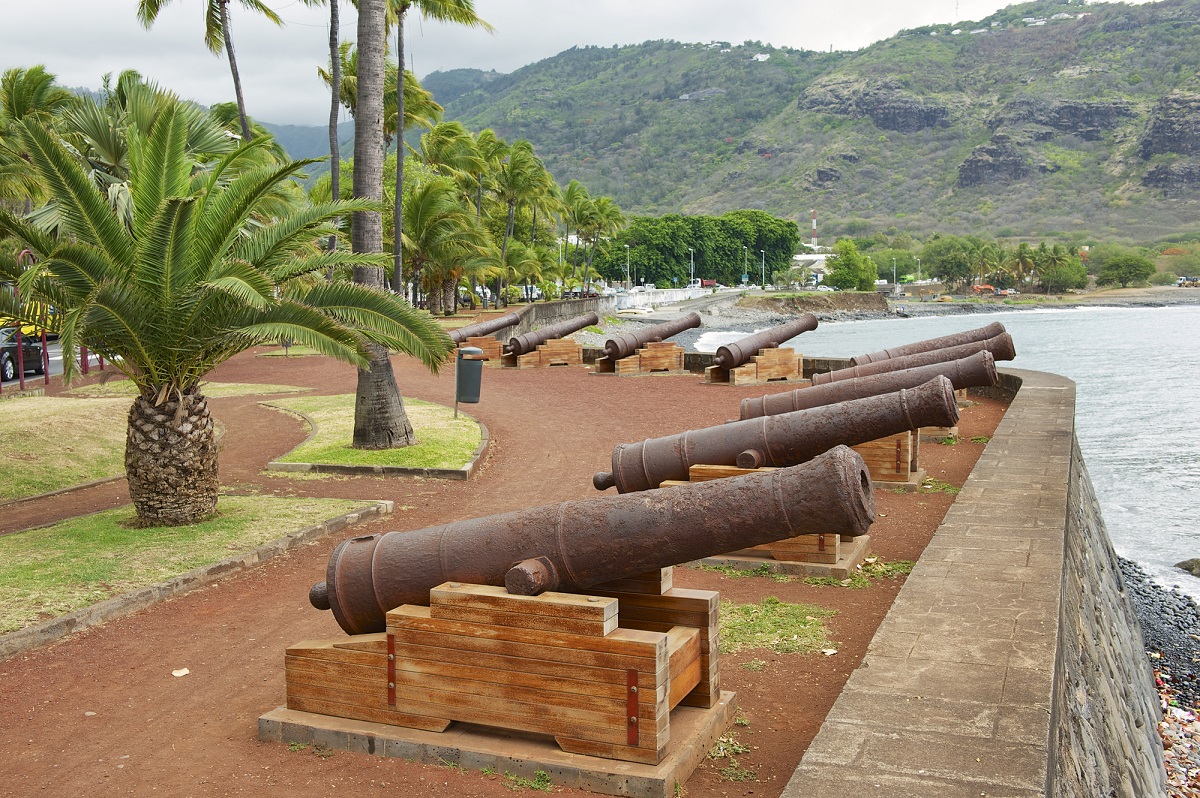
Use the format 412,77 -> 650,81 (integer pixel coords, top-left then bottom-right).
297,281 -> 453,373
129,104 -> 191,239
134,196 -> 196,307
19,120 -> 134,268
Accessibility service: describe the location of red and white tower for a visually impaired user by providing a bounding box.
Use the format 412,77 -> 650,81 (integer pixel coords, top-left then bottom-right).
810,209 -> 817,248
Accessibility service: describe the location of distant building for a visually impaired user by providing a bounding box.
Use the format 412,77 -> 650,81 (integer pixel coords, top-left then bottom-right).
752,53 -> 771,62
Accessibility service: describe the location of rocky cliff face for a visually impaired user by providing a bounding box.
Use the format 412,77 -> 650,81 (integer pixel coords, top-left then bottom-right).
992,99 -> 1134,141
799,77 -> 949,133
957,133 -> 1030,188
1140,91 -> 1200,158
1143,159 -> 1200,189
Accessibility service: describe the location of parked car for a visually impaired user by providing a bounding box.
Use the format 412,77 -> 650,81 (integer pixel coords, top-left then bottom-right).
815,284 -> 836,292
0,326 -> 45,382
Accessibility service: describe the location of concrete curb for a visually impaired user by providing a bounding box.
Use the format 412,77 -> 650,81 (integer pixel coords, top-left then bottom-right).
0,500 -> 393,662
262,402 -> 489,481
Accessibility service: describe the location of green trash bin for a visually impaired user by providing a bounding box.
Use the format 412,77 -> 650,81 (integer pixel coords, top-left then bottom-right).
455,347 -> 483,414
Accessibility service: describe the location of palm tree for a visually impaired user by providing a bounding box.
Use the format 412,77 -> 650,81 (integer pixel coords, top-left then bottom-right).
580,195 -> 625,293
1013,242 -> 1036,289
491,140 -> 550,305
401,175 -> 491,316
0,66 -> 77,207
136,0 -> 282,143
0,109 -> 452,525
386,0 -> 492,298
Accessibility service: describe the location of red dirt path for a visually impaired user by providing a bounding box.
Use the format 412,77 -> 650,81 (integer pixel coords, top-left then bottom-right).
0,349 -> 1003,798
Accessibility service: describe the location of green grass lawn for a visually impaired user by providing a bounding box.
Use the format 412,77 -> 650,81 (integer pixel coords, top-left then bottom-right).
267,395 -> 482,470
0,495 -> 368,634
1,382 -> 310,501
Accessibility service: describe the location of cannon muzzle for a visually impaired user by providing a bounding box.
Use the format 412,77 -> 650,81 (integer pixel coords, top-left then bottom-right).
712,314 -> 818,369
740,351 -> 998,419
505,312 -> 599,356
312,445 -> 876,635
449,312 -> 521,344
603,312 -> 701,360
850,322 -> 1006,365
594,376 -> 958,493
813,333 -> 1015,385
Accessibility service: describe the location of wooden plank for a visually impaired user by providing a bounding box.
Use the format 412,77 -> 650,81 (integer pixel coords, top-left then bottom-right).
430,583 -> 618,620
556,736 -> 665,766
462,336 -> 503,362
388,653 -> 665,705
367,638 -> 667,694
385,687 -> 667,749
287,694 -> 451,733
332,633 -> 388,653
286,640 -> 386,667
851,431 -> 912,481
388,605 -> 666,661
429,605 -> 617,637
688,463 -> 776,481
666,627 -> 701,708
594,356 -> 616,374
704,365 -> 731,384
591,567 -> 673,595
537,339 -> 582,366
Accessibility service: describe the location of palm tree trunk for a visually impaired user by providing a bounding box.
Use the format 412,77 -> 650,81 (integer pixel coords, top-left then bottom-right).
219,1 -> 254,142
126,388 -> 218,525
393,10 -> 407,296
326,0 -> 341,269
351,0 -> 416,450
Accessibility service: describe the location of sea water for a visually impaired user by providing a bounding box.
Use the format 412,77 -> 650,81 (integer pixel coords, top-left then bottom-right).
696,305 -> 1200,598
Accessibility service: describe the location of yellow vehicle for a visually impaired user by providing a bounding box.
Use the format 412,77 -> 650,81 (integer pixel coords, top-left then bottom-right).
0,282 -> 56,337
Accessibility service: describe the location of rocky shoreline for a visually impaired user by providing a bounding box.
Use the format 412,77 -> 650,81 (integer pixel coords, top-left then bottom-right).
1121,558 -> 1200,795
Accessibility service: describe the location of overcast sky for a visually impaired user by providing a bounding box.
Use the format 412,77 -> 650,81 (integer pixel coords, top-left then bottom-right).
1,1 -> 1151,126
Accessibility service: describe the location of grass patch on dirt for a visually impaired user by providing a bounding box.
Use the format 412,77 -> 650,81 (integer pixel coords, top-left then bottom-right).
267,395 -> 482,470
0,395 -> 128,501
803,557 -> 915,589
0,495 -> 368,634
258,346 -> 324,358
65,381 -> 309,398
719,596 -> 835,654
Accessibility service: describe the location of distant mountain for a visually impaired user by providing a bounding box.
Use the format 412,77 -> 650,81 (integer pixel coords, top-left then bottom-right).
260,120 -> 354,162
428,0 -> 1200,244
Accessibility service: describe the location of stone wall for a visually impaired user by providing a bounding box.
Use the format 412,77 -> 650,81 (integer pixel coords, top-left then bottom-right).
1050,438 -> 1165,797
781,368 -> 1166,798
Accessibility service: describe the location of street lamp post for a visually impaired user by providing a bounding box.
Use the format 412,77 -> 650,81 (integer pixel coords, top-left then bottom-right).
743,246 -> 748,284
760,250 -> 766,289
689,247 -> 694,285
892,257 -> 897,289
916,258 -> 921,283
625,244 -> 630,290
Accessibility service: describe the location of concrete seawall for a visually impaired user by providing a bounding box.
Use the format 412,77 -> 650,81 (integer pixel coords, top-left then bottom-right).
782,369 -> 1167,798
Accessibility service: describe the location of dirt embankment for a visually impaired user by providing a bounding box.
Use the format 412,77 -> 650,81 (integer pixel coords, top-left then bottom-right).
737,292 -> 889,315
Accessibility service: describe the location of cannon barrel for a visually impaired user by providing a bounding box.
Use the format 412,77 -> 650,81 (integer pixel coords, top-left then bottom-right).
449,312 -> 521,344
712,314 -> 818,369
505,312 -> 600,356
740,351 -> 998,420
850,321 -> 1005,365
310,445 -> 876,635
593,376 -> 958,494
811,333 -> 1015,385
603,312 -> 701,360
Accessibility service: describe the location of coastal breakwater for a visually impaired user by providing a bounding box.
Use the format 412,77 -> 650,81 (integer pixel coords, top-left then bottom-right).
782,369 -> 1167,798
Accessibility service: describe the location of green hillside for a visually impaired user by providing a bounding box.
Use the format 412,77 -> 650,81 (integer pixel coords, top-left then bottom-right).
430,0 -> 1200,244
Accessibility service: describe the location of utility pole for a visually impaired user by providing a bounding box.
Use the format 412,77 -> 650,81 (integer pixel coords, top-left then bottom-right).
689,247 -> 694,285
760,250 -> 766,289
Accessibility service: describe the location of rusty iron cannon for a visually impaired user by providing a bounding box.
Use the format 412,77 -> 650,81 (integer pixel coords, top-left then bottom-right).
603,312 -> 702,360
448,312 -> 520,344
849,322 -> 1006,366
812,332 -> 1015,385
593,375 -> 958,493
711,313 -> 819,369
740,351 -> 999,420
310,445 -> 876,635
505,311 -> 599,356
